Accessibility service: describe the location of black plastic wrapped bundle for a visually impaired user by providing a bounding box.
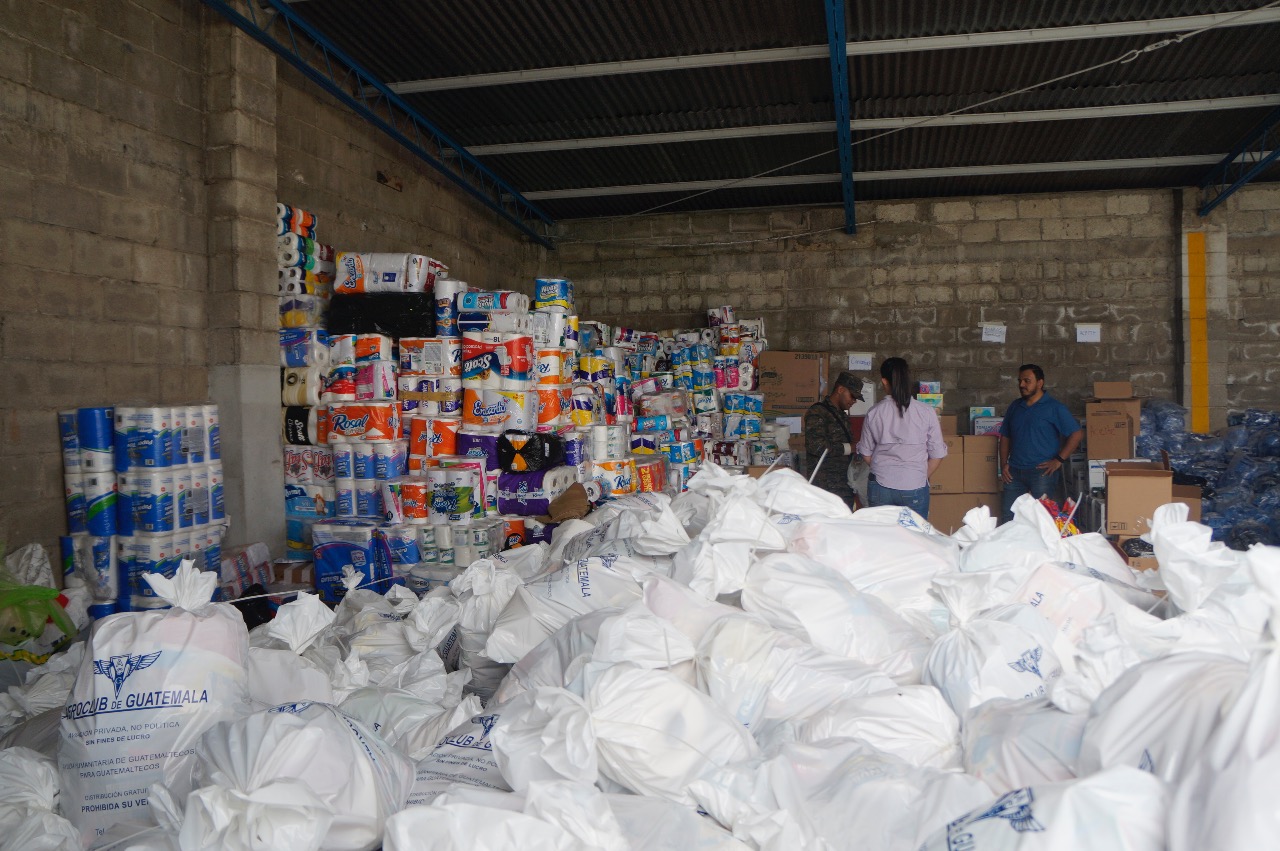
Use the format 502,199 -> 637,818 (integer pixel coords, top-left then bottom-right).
327,293 -> 437,338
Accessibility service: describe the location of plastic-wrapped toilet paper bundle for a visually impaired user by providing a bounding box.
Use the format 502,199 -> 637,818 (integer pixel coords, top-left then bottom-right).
434,277 -> 466,336
499,390 -> 538,432
496,466 -> 577,516
277,232 -> 335,260
533,277 -> 574,312
329,402 -> 400,442
500,333 -> 535,390
283,405 -> 327,445
355,333 -> 394,363
462,388 -> 509,430
409,416 -> 461,459
462,331 -> 503,390
459,290 -> 530,312
281,366 -> 324,407
357,361 -> 398,402
279,328 -> 331,368
325,363 -> 358,402
329,333 -> 357,366
279,293 -> 325,328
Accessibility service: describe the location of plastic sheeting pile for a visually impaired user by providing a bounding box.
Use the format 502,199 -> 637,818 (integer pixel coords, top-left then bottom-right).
3,467 -> 1279,850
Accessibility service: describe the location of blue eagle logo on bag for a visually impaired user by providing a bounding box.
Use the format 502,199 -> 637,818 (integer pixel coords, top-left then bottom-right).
93,652 -> 161,700
1008,647 -> 1045,679
945,788 -> 1045,848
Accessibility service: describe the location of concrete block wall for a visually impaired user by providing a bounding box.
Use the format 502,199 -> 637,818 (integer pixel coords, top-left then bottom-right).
274,64 -> 536,291
539,189 -> 1192,417
1202,184 -> 1280,412
0,0 -> 209,558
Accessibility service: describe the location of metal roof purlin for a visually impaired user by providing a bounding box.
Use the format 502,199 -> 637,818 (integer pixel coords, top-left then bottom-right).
521,154 -> 1264,201
824,0 -> 855,234
1198,105 -> 1280,215
199,0 -> 556,248
463,95 -> 1280,157
383,9 -> 1280,94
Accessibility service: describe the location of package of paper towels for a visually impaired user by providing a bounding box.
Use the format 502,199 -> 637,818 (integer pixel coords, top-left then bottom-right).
335,252 -> 436,295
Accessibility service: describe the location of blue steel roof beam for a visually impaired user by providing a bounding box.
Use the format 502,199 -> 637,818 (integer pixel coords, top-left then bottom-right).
1198,105 -> 1280,216
823,0 -> 856,234
199,0 -> 555,248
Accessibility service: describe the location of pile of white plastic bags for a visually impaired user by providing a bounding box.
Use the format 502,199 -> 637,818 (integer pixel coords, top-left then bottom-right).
2,465 -> 1278,850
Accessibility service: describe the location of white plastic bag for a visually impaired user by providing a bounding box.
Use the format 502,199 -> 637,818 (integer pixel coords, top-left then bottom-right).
962,698 -> 1087,793
489,687 -> 598,792
794,684 -> 962,769
752,467 -> 851,520
672,491 -> 788,600
695,614 -> 896,733
58,562 -> 251,847
741,552 -> 931,682
0,746 -> 80,851
1170,546 -> 1280,850
406,704 -> 512,806
587,664 -> 758,806
1077,651 -> 1248,784
923,604 -> 1066,717
453,559 -> 523,699
787,515 -> 959,617
692,739 -> 992,851
917,766 -> 1167,851
484,557 -> 649,664
179,701 -> 413,851
584,492 -> 691,555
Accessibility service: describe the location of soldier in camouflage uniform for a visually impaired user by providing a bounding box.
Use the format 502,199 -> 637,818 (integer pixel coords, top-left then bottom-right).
804,370 -> 863,510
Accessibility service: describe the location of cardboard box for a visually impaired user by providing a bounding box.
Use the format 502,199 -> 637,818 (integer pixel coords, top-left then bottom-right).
847,378 -> 878,417
1086,407 -> 1134,460
929,493 -> 1001,534
971,416 -> 1004,436
1094,381 -> 1134,399
929,435 -> 965,494
1104,461 -> 1170,536
1087,398 -> 1142,436
759,351 -> 830,416
962,435 -> 1000,494
937,413 -> 958,435
969,406 -> 996,419
745,465 -> 772,479
1115,536 -> 1159,571
1174,483 -> 1203,521
1087,459 -> 1116,492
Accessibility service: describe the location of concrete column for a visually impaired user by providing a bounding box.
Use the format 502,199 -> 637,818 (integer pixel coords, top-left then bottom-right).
203,14 -> 284,551
1179,188 -> 1230,432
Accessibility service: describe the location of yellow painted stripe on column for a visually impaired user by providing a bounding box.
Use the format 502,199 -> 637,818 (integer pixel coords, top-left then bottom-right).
1186,231 -> 1209,433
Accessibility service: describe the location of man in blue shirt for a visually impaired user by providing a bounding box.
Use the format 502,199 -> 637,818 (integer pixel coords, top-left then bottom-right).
998,364 -> 1083,523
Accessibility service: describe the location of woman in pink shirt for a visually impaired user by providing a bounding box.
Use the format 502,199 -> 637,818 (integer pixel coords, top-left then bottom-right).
855,357 -> 948,517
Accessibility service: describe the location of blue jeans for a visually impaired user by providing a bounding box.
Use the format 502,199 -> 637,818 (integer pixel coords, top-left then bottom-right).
866,474 -> 931,517
1001,465 -> 1063,524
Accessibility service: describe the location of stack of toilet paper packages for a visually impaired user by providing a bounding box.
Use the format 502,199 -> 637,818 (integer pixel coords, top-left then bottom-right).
58,403 -> 227,618
277,203 -> 335,327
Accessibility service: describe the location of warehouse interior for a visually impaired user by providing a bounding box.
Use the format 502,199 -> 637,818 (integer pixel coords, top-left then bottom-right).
2,0 -> 1280,846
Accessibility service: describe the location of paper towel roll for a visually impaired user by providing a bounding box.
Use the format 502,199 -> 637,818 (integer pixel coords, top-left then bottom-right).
282,367 -> 323,407
500,390 -> 537,431
78,407 -> 115,473
83,471 -> 118,536
329,333 -> 356,366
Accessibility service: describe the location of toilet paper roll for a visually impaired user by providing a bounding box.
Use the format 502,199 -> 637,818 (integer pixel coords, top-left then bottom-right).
373,440 -> 408,480
113,406 -> 134,474
278,247 -> 304,268
437,377 -> 463,416
202,404 -> 219,463
499,334 -> 534,390
400,479 -> 431,523
207,461 -> 225,521
335,478 -> 356,517
355,479 -> 381,518
282,367 -> 324,407
535,384 -> 571,429
59,410 -> 80,473
132,469 -> 175,533
592,457 -> 638,496
535,349 -> 566,385
352,443 -> 376,479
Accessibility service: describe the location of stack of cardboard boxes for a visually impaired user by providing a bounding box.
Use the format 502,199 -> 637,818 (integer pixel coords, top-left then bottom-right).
928,414 -> 1002,533
1083,380 -> 1202,570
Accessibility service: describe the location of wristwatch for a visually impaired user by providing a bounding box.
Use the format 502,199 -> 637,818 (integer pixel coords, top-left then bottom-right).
1055,454 -> 1067,463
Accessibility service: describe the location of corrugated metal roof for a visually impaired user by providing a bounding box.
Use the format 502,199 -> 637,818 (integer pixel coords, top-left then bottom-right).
286,0 -> 1280,221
